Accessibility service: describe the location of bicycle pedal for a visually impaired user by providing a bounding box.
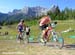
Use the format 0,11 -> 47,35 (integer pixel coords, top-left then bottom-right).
40,39 -> 44,43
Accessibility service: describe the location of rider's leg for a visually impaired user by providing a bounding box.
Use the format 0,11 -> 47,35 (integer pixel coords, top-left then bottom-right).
17,31 -> 21,43
42,30 -> 46,39
40,30 -> 47,44
18,31 -> 23,41
40,24 -> 48,44
47,31 -> 51,42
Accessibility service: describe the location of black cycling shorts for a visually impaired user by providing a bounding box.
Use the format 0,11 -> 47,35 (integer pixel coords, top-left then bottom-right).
26,32 -> 29,35
40,24 -> 48,30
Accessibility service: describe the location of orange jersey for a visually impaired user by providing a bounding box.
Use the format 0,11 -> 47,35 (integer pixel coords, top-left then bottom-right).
39,16 -> 51,26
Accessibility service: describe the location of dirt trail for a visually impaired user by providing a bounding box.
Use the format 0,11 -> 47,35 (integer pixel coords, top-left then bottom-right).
0,40 -> 75,55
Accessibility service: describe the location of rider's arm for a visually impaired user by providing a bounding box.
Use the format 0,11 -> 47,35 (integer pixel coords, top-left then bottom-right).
48,16 -> 52,24
23,23 -> 26,31
16,24 -> 19,30
38,19 -> 41,24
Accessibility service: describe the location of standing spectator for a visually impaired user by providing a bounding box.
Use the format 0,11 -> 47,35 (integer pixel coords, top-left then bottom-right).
26,26 -> 30,43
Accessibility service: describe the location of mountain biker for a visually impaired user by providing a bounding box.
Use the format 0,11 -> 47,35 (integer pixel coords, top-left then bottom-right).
17,19 -> 26,42
39,15 -> 52,43
43,21 -> 57,42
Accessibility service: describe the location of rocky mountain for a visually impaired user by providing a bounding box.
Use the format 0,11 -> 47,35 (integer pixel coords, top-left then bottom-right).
0,5 -> 59,25
0,13 -> 8,22
8,6 -> 48,17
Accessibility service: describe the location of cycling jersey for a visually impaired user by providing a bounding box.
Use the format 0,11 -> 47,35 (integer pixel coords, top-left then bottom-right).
18,22 -> 24,32
39,16 -> 51,26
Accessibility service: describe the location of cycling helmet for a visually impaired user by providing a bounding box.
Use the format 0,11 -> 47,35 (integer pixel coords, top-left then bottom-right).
20,19 -> 24,22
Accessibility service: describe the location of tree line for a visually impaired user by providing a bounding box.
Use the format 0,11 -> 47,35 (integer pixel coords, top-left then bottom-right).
47,7 -> 75,20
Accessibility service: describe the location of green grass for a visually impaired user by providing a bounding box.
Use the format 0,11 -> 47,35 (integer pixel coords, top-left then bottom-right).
0,20 -> 75,44
55,20 -> 75,44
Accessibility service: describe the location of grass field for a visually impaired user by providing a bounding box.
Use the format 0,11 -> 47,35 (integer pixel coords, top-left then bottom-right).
0,20 -> 75,43
0,20 -> 75,55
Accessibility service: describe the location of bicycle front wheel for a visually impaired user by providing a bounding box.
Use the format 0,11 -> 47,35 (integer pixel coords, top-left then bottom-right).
57,37 -> 64,49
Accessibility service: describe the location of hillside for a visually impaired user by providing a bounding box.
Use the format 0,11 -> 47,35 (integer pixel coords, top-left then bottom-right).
0,6 -> 47,23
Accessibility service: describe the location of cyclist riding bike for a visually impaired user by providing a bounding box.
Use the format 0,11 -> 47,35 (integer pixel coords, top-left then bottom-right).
39,15 -> 52,44
17,19 -> 26,43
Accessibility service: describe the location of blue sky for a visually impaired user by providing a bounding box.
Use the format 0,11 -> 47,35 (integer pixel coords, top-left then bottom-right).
0,0 -> 75,13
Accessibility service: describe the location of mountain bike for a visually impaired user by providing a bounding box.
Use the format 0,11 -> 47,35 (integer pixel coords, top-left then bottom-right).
38,22 -> 64,49
51,30 -> 64,49
16,31 -> 28,44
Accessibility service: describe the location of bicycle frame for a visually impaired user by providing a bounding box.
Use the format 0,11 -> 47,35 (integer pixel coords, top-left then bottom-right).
16,31 -> 26,43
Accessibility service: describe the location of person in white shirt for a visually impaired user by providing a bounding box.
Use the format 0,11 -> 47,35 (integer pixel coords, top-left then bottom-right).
26,26 -> 30,43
